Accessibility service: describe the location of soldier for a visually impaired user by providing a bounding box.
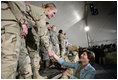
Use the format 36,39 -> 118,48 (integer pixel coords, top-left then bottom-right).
1,1 -> 32,79
1,1 -> 57,79
25,2 -> 57,78
50,25 -> 59,55
27,2 -> 57,57
58,29 -> 66,57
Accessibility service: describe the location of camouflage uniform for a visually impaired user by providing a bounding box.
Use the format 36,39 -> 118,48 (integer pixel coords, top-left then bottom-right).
1,1 -> 32,79
1,1 -> 51,79
50,30 -> 59,55
26,4 -> 52,78
18,37 -> 32,79
27,4 -> 51,51
58,33 -> 66,57
26,26 -> 40,79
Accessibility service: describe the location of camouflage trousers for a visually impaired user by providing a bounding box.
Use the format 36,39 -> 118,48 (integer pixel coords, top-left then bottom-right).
52,44 -> 59,55
17,37 -> 32,79
40,41 -> 50,61
26,27 -> 42,79
40,46 -> 49,61
27,42 -> 41,79
59,44 -> 65,57
1,21 -> 20,78
1,21 -> 32,79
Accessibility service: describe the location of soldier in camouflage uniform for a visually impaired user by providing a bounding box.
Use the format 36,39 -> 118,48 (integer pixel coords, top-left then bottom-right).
58,29 -> 66,57
1,1 -> 57,79
50,25 -> 59,55
1,1 -> 32,79
26,2 -> 57,78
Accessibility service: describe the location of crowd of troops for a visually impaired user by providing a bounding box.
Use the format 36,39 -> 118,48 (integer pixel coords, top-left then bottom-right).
1,1 -> 79,79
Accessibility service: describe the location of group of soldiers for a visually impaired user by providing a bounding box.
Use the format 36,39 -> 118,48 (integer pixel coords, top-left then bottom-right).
1,1 -> 57,79
1,1 -> 79,79
1,1 -> 77,79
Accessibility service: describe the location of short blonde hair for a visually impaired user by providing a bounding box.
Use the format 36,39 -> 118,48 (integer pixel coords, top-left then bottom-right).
40,3 -> 56,9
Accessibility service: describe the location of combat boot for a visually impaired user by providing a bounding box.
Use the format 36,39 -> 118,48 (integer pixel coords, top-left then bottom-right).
25,76 -> 32,79
33,70 -> 47,79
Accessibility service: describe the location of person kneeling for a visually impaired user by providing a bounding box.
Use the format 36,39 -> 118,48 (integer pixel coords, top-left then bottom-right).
51,49 -> 96,79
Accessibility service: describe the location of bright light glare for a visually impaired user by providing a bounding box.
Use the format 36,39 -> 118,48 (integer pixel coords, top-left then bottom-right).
85,26 -> 90,31
74,10 -> 81,21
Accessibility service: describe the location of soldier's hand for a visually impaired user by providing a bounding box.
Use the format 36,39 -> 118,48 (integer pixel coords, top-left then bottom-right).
47,49 -> 55,57
51,50 -> 55,57
21,24 -> 28,36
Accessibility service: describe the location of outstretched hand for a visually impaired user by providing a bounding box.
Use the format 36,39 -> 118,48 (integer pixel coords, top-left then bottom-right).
21,24 -> 28,36
47,49 -> 60,61
47,49 -> 55,57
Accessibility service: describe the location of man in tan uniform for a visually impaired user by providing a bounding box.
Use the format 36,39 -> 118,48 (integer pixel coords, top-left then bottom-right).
1,1 -> 57,79
27,2 -> 57,56
58,29 -> 66,58
1,1 -> 32,79
25,2 -> 57,78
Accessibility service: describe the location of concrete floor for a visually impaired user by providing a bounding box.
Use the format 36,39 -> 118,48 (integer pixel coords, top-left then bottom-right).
93,63 -> 117,79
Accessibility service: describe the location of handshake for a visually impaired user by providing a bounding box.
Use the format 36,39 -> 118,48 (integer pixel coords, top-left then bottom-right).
47,49 -> 55,57
47,49 -> 59,61
47,49 -> 71,77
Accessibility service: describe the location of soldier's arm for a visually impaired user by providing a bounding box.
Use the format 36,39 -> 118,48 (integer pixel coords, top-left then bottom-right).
10,1 -> 28,36
36,16 -> 51,50
27,4 -> 51,50
11,1 -> 29,26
